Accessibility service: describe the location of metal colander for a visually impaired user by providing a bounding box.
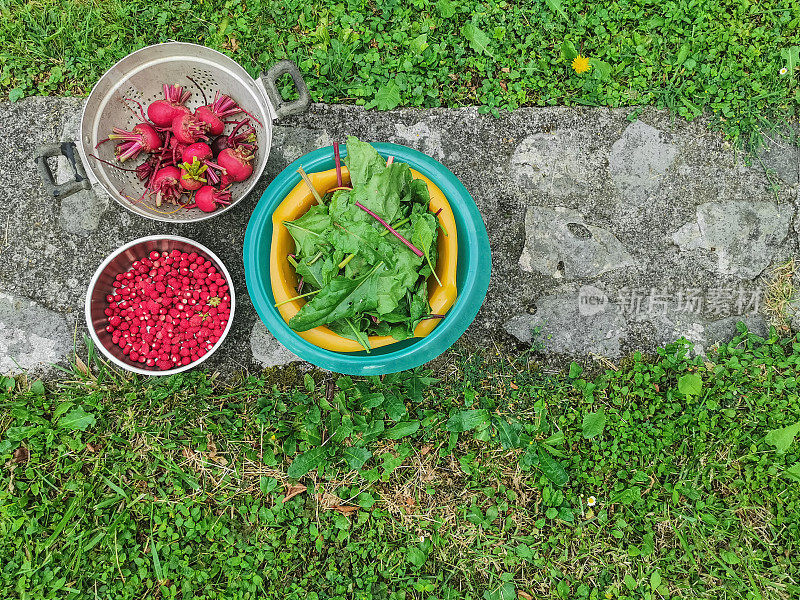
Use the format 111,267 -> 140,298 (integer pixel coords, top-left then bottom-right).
35,42 -> 309,223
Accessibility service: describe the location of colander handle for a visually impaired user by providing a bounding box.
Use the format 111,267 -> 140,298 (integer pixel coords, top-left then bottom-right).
261,60 -> 311,120
35,142 -> 91,199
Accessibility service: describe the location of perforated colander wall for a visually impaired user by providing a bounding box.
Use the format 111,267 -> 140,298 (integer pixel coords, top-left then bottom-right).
81,45 -> 272,223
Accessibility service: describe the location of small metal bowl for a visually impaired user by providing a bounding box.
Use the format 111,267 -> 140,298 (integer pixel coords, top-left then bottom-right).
85,235 -> 235,375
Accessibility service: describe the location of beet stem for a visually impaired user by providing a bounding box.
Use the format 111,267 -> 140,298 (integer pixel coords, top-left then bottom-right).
185,76 -> 208,105
274,288 -> 320,308
297,168 -> 323,205
354,202 -> 423,257
88,153 -> 139,172
123,98 -> 149,122
333,142 -> 343,187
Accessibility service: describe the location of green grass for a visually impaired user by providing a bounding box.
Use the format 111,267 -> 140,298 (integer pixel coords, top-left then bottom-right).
1,0 -> 799,146
2,325 -> 800,599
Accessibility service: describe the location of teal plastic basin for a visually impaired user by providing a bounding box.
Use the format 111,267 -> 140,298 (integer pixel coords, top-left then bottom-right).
243,143 -> 491,375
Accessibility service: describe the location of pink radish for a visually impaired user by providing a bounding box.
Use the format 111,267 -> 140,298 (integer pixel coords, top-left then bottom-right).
172,113 -> 208,145
178,157 -> 208,191
194,93 -> 243,136
150,166 -> 183,207
217,147 -> 254,182
148,84 -> 192,127
184,185 -> 232,213
108,123 -> 162,163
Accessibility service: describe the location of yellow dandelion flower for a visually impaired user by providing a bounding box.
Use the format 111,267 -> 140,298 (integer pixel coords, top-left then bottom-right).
572,55 -> 591,74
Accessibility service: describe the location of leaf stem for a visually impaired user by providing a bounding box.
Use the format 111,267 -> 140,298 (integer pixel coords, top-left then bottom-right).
338,253 -> 356,269
379,216 -> 411,236
333,142 -> 343,187
275,288 -> 320,308
427,257 -> 443,287
297,167 -> 324,205
354,202 -> 423,257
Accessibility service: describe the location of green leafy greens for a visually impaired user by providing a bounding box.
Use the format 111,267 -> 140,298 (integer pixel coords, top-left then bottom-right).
284,137 -> 441,352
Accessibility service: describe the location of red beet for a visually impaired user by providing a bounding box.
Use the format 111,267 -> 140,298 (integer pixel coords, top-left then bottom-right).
182,142 -> 213,165
184,185 -> 232,213
210,135 -> 231,158
108,123 -> 162,163
178,157 -> 208,191
172,113 -> 208,145
150,166 -> 183,207
194,93 -> 243,135
217,147 -> 254,182
148,84 -> 192,127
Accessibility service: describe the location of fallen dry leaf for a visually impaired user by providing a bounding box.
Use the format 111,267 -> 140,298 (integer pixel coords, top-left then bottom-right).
283,483 -> 307,502
206,434 -> 229,466
330,505 -> 359,516
419,445 -> 432,457
501,67 -> 511,73
86,443 -> 99,453
74,355 -> 90,377
181,447 -> 193,460
12,446 -> 29,464
510,381 -> 519,390
518,591 -> 533,600
654,384 -> 661,392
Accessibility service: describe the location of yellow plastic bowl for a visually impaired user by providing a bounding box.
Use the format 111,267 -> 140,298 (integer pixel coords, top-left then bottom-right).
270,166 -> 458,352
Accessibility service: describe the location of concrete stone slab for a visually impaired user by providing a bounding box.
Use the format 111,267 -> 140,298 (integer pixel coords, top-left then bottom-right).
1,98 -> 798,376
519,206 -> 634,279
0,292 -> 72,372
671,200 -> 793,279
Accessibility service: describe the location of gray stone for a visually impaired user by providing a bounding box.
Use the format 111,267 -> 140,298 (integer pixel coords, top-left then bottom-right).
250,321 -> 301,368
0,292 -> 72,373
671,200 -> 793,279
518,206 -> 634,279
1,97 -> 797,375
788,295 -> 800,332
390,121 -> 446,160
59,189 -> 109,235
643,306 -> 767,356
609,121 -> 677,200
510,129 -> 603,197
758,132 -> 800,185
504,283 -> 627,357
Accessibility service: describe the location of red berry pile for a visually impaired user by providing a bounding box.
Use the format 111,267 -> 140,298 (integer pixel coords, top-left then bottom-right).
104,249 -> 231,370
